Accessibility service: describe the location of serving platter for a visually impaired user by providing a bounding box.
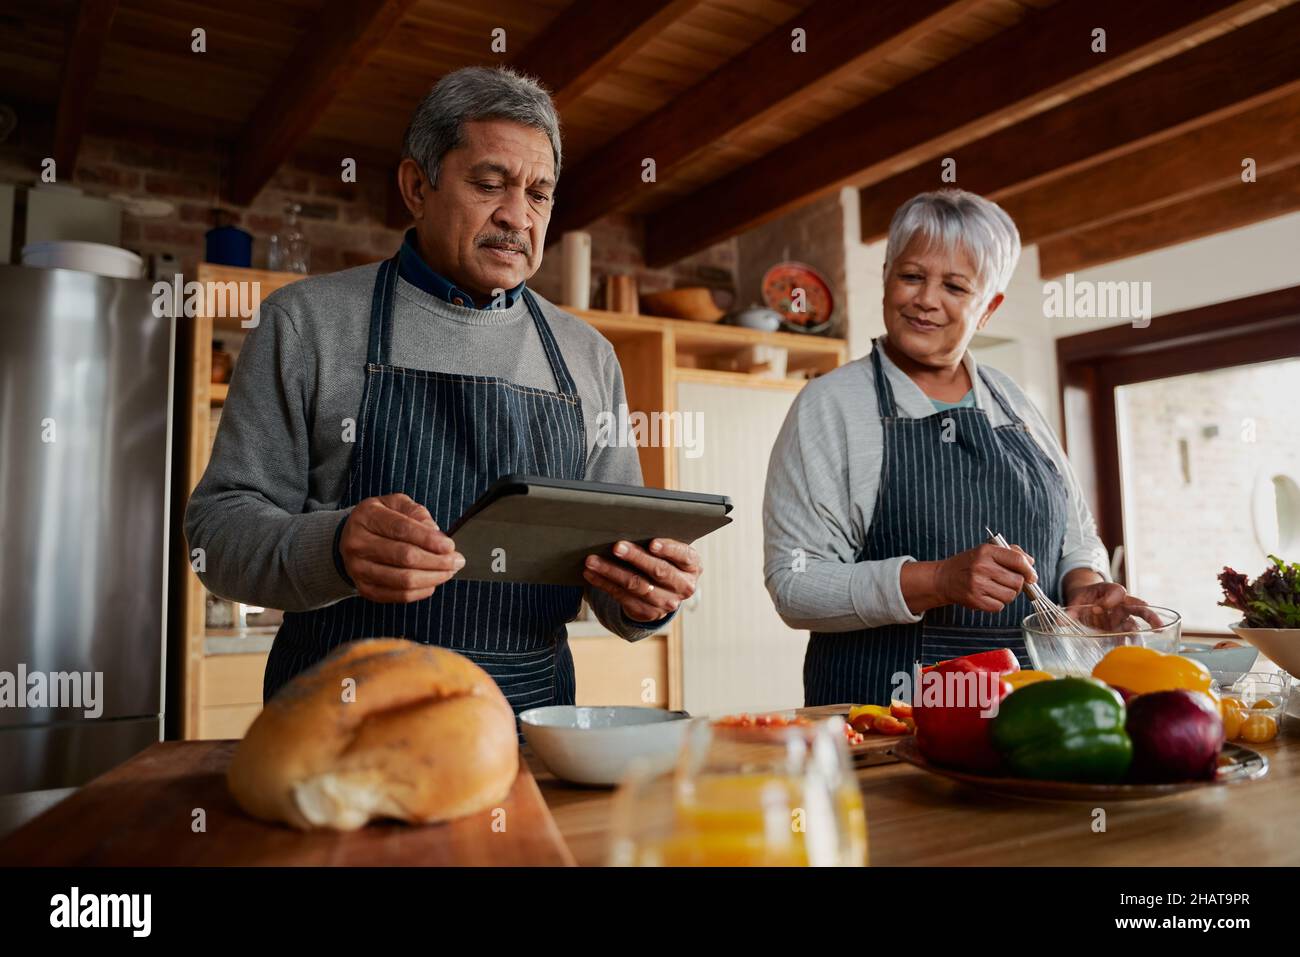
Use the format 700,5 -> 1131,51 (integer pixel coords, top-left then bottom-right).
891,736 -> 1268,801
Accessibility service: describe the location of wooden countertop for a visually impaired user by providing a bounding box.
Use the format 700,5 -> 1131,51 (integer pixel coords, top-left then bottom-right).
530,710 -> 1300,867
0,741 -> 574,866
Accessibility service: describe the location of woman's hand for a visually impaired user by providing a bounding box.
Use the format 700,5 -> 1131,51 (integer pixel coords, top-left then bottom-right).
901,544 -> 1039,615
936,543 -> 1038,613
1064,577 -> 1162,630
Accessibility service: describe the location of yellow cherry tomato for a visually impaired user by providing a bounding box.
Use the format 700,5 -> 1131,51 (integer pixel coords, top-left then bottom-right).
1222,706 -> 1248,740
1239,713 -> 1279,743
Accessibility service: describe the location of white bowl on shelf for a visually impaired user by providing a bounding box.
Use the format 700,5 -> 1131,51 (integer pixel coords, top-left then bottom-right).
22,240 -> 143,279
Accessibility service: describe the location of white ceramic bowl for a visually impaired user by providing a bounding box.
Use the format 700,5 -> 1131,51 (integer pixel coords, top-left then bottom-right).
1229,622 -> 1300,678
22,240 -> 143,279
519,706 -> 691,787
1179,640 -> 1260,682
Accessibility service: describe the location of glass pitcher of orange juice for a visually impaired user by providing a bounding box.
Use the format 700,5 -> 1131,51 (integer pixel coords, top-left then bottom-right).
608,716 -> 867,866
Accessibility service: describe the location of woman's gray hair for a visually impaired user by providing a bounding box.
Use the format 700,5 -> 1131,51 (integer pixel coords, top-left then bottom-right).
401,66 -> 562,186
883,189 -> 1021,300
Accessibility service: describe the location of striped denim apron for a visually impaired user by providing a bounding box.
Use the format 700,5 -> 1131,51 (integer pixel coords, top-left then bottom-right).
263,254 -> 586,717
803,339 -> 1070,706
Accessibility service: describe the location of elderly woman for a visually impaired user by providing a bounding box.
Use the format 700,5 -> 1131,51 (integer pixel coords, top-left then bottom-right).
763,189 -> 1146,706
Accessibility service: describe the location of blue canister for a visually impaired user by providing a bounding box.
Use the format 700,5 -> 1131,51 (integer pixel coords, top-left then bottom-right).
205,224 -> 253,267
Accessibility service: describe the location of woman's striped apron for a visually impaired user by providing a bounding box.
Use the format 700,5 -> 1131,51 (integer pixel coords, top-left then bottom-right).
802,339 -> 1070,706
263,254 -> 587,716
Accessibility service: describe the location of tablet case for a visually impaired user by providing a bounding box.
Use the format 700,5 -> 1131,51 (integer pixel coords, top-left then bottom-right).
447,476 -> 733,585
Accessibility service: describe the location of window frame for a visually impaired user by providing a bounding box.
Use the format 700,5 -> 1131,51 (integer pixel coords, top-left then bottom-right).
1056,284 -> 1300,636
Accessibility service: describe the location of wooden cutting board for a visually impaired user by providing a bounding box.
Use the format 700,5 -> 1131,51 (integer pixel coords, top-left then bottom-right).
799,703 -> 905,766
0,741 -> 574,866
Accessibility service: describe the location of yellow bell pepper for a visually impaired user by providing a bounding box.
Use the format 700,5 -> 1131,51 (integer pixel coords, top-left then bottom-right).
847,704 -> 890,722
1091,646 -> 1213,699
1004,669 -> 1055,691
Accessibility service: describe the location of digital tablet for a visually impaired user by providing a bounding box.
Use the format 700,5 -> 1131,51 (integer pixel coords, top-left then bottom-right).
446,474 -> 733,585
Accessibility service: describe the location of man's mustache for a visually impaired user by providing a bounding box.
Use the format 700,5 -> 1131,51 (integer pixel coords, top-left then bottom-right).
476,232 -> 533,256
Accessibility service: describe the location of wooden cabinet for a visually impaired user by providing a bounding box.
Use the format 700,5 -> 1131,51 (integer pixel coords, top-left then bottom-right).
198,652 -> 268,739
177,265 -> 846,734
570,628 -> 669,708
180,265 -> 309,739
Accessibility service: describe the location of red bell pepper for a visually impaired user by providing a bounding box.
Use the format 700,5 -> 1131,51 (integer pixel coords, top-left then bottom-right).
914,649 -> 1018,774
922,647 -> 1020,676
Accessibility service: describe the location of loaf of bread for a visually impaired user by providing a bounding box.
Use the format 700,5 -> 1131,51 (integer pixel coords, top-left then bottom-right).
227,639 -> 518,830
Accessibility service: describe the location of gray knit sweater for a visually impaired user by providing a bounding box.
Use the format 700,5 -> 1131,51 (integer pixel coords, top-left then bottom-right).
184,262 -> 669,641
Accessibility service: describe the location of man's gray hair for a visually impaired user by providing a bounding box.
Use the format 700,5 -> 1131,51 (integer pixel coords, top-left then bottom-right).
883,189 -> 1022,300
401,65 -> 562,186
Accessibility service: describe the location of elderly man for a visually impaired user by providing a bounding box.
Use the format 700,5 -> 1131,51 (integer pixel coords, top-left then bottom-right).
763,188 -> 1148,706
186,66 -> 701,713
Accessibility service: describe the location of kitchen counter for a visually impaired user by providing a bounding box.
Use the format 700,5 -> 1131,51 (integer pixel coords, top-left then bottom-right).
528,711 -> 1300,866
204,626 -> 278,655
0,787 -> 79,842
4,716 -> 1292,867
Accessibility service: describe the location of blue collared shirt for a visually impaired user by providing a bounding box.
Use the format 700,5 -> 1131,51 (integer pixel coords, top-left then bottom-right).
398,228 -> 525,309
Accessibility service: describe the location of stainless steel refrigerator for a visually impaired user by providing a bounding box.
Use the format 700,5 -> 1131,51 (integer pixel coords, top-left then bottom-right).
0,263 -> 173,794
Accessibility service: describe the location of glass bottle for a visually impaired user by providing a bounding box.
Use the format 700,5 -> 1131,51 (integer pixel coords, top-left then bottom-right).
268,202 -> 310,274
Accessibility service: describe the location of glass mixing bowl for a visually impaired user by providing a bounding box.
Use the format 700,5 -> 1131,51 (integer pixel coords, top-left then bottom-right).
1022,604 -> 1181,677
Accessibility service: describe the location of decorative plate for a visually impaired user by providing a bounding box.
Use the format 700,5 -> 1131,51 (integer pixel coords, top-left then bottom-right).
761,261 -> 834,334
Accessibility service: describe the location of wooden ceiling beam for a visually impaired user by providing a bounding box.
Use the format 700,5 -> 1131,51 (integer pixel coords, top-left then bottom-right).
642,0 -> 1261,267
226,0 -> 418,206
857,3 -> 1300,243
510,0 -> 706,110
1002,91 -> 1300,245
1037,161 -> 1300,277
547,0 -> 979,239
52,0 -> 120,176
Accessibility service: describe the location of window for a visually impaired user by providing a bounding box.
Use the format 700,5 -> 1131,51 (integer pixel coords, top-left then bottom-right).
1057,285 -> 1300,636
1115,358 -> 1300,630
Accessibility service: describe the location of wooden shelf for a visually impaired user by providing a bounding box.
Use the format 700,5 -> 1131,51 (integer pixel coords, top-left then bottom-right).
567,306 -> 846,374
204,625 -> 279,639
181,265 -> 311,739
673,366 -> 807,391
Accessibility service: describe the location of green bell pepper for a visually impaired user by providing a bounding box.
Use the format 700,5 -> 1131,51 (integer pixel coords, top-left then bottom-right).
991,677 -> 1133,783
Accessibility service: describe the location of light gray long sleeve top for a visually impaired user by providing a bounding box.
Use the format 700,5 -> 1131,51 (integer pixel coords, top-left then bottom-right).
763,338 -> 1111,632
184,262 -> 669,641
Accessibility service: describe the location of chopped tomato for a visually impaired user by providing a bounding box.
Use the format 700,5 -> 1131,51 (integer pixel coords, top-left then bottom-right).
889,700 -> 914,720
872,714 -> 909,736
714,712 -> 810,730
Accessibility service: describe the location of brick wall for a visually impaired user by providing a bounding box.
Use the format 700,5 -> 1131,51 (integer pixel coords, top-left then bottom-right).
0,127 -> 737,306
529,210 -> 738,307
736,190 -> 849,340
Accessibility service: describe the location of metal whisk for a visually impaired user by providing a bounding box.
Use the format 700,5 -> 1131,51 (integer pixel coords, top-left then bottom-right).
985,528 -> 1089,636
